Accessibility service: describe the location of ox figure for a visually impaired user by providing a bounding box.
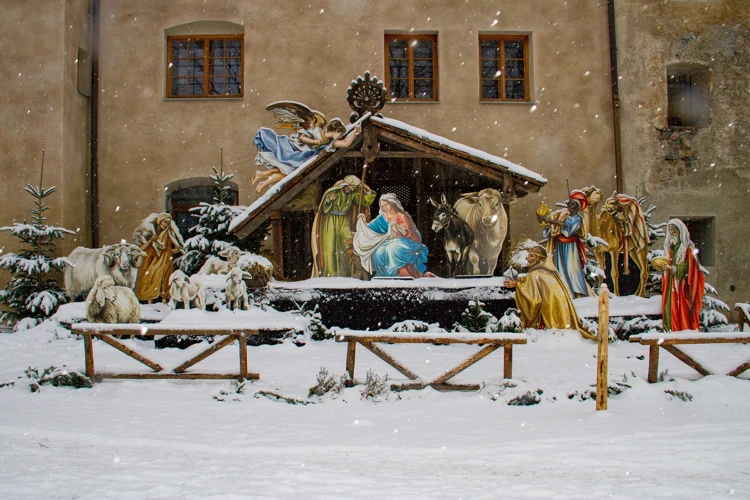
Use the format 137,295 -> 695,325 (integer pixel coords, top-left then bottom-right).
428,194 -> 474,278
454,188 -> 515,276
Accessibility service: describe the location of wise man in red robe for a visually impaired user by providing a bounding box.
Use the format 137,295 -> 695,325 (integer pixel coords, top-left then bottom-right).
660,219 -> 705,331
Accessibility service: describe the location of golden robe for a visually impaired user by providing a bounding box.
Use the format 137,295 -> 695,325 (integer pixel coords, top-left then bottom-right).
135,228 -> 177,301
514,261 -> 596,340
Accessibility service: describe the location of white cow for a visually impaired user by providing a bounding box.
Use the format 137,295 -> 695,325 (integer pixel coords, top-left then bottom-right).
454,188 -> 516,275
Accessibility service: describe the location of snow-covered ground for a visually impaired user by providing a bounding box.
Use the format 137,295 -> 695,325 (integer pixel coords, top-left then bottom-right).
1,320 -> 749,499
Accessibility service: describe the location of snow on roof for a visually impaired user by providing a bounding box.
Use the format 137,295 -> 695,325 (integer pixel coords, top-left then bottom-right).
371,115 -> 547,184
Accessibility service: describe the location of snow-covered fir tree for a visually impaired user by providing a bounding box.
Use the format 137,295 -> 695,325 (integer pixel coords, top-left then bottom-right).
177,149 -> 269,276
0,152 -> 74,330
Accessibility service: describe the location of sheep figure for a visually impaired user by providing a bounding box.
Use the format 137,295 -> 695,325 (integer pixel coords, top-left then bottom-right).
198,246 -> 245,275
65,243 -> 147,300
86,275 -> 141,324
224,267 -> 250,311
168,270 -> 206,310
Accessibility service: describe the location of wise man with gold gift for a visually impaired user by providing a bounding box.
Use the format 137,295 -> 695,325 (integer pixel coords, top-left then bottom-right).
505,245 -> 595,340
537,190 -> 593,298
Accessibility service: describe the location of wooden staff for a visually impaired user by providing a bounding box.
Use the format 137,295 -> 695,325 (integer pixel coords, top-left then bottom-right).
357,164 -> 369,215
596,284 -> 610,411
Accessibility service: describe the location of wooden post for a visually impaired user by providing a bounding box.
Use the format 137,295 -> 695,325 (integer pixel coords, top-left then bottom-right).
596,284 -> 610,411
238,332 -> 248,380
648,344 -> 660,383
345,340 -> 356,386
84,334 -> 95,382
503,344 -> 513,379
270,211 -> 284,279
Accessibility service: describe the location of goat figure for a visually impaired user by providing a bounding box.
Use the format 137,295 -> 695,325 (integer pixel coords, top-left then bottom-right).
428,194 -> 474,278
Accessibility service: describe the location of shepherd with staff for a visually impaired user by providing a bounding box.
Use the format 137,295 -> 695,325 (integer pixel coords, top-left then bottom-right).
310,172 -> 376,278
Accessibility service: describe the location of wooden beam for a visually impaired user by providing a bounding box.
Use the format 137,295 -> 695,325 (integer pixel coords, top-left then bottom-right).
728,360 -> 750,378
430,344 -> 499,385
503,344 -> 513,379
596,286 -> 610,411
343,151 -> 434,158
238,332 -> 248,380
98,334 -> 164,372
337,335 -> 526,345
84,335 -> 95,380
97,372 -> 259,380
359,341 -> 421,380
661,345 -> 712,377
173,335 -> 237,374
345,341 -> 357,385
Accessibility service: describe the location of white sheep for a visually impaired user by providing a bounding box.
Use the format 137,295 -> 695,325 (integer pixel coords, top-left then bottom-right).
168,270 -> 206,310
198,246 -> 245,275
65,243 -> 147,300
86,275 -> 141,324
224,267 -> 250,311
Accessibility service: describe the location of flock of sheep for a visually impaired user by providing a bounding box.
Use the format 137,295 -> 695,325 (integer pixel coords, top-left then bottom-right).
64,244 -> 270,324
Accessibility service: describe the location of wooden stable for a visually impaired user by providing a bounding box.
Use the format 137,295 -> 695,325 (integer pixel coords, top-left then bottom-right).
334,330 -> 527,391
232,73 -> 546,280
629,332 -> 750,382
72,324 -> 259,383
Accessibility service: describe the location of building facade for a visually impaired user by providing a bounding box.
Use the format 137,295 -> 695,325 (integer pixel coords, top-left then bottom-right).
1,0 -> 748,306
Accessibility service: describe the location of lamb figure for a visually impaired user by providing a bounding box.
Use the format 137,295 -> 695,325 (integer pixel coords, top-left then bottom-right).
198,246 -> 245,275
85,275 -> 141,324
168,270 -> 206,310
224,267 -> 250,311
65,243 -> 147,300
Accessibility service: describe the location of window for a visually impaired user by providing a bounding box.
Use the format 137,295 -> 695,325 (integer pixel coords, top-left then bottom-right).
682,217 -> 716,267
385,34 -> 438,101
165,178 -> 239,238
667,64 -> 709,127
167,36 -> 243,98
479,35 -> 529,101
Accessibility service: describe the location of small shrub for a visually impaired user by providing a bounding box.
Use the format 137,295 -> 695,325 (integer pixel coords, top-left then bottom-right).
360,370 -> 390,401
25,365 -> 92,392
507,389 -> 543,406
308,367 -> 345,398
664,389 -> 693,402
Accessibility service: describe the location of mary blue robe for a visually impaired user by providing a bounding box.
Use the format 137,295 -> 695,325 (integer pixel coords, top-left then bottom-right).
368,215 -> 428,277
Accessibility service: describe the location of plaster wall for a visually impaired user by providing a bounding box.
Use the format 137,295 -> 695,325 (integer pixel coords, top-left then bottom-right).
94,0 -> 617,250
616,0 -> 750,306
0,0 -> 91,262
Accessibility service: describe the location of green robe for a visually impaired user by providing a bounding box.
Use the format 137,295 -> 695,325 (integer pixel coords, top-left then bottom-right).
312,187 -> 376,277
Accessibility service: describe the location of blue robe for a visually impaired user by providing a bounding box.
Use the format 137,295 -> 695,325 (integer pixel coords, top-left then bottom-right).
545,214 -> 588,296
368,215 -> 428,277
254,127 -> 329,175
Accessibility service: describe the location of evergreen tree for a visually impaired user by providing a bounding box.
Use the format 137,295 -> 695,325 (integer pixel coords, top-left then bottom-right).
454,297 -> 494,332
177,148 -> 269,276
0,152 -> 74,330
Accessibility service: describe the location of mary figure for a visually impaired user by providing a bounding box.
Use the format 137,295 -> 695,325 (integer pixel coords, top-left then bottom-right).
353,193 -> 428,278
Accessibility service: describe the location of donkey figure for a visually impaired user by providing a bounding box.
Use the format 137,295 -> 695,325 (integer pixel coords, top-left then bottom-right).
428,194 -> 474,278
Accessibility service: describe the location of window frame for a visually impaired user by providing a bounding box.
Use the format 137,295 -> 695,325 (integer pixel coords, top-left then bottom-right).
666,64 -> 710,128
166,34 -> 244,99
384,33 -> 439,102
478,34 -> 530,103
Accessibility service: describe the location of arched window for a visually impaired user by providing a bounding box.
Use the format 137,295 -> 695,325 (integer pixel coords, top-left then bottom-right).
667,63 -> 710,127
165,177 -> 239,238
165,21 -> 244,99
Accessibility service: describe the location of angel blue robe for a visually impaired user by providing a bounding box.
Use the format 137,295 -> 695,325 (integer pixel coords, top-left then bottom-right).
254,126 -> 334,175
365,213 -> 428,277
543,213 -> 588,296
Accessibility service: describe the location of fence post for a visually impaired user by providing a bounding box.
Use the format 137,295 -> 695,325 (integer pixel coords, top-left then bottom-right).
596,284 -> 610,411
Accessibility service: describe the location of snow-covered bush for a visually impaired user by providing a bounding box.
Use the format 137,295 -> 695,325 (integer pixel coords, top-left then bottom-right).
452,298 -> 521,333
25,365 -> 92,392
701,282 -> 730,330
0,157 -> 74,330
308,367 -> 346,398
292,301 -> 329,341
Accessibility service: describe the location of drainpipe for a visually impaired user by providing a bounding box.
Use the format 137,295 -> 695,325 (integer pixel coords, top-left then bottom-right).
607,0 -> 623,193
90,0 -> 100,247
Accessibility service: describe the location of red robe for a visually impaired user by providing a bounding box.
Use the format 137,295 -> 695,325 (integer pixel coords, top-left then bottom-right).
662,245 -> 705,331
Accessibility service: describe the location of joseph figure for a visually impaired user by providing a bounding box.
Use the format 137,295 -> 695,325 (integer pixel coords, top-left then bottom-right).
505,245 -> 595,340
311,175 -> 376,277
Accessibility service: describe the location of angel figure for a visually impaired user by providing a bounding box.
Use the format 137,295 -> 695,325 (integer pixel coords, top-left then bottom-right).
133,212 -> 186,302
251,101 -> 362,195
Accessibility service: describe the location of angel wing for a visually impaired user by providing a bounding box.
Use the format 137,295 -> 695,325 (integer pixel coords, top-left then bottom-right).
266,101 -> 327,131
